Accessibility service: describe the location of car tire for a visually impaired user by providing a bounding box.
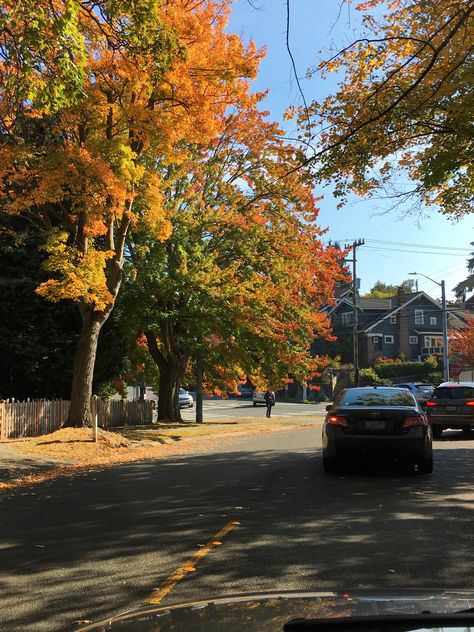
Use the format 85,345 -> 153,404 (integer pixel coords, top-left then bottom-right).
418,455 -> 433,475
253,402 -> 257,407
432,426 -> 443,439
322,456 -> 338,473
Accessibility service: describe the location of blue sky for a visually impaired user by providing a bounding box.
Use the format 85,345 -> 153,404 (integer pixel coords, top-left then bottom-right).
227,0 -> 473,301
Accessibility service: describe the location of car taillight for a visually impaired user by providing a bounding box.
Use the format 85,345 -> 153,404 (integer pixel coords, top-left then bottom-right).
425,401 -> 437,407
403,416 -> 427,428
465,401 -> 474,407
327,415 -> 348,427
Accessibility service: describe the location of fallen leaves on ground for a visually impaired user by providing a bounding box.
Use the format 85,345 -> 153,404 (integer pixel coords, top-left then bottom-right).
0,416 -> 320,491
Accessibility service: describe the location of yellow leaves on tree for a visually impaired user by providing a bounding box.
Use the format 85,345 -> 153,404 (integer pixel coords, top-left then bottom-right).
36,230 -> 114,310
0,0 -> 262,315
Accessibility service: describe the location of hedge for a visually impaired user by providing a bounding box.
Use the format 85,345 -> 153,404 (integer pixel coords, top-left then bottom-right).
373,361 -> 432,379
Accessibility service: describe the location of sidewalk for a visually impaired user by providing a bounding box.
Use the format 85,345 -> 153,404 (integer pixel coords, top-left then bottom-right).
0,414 -> 324,491
0,443 -> 69,487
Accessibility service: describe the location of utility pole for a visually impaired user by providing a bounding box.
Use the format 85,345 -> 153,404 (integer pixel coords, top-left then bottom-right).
441,280 -> 449,382
409,272 -> 449,382
195,340 -> 203,423
345,239 -> 365,387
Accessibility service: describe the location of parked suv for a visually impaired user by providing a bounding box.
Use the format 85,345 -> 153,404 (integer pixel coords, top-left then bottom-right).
426,381 -> 474,438
394,382 -> 434,404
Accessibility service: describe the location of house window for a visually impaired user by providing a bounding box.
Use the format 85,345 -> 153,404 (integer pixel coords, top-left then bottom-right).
341,312 -> 353,326
409,336 -> 418,344
389,314 -> 397,324
384,335 -> 394,344
430,316 -> 437,325
372,336 -> 383,350
415,309 -> 424,325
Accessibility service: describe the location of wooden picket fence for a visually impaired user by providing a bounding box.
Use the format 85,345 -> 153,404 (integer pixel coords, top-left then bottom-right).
0,398 -> 153,439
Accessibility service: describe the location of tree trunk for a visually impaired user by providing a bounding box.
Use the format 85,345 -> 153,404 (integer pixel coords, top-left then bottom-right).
145,330 -> 188,422
64,307 -> 107,427
157,361 -> 183,422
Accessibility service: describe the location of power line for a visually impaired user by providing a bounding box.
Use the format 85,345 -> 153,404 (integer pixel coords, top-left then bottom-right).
363,246 -> 466,257
363,239 -> 471,252
324,238 -> 471,253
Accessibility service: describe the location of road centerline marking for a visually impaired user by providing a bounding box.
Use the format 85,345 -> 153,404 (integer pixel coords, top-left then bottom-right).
147,520 -> 240,605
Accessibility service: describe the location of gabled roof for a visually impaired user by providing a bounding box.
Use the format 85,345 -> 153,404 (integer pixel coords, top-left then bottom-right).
327,294 -> 393,316
360,291 -> 443,333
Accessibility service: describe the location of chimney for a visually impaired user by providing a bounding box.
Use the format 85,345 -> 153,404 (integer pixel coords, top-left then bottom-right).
396,286 -> 406,306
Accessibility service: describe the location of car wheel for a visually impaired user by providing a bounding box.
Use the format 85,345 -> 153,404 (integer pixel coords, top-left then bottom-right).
418,455 -> 433,475
432,426 -> 443,439
322,456 -> 338,473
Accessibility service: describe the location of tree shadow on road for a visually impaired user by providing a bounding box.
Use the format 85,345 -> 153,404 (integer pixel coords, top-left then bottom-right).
0,437 -> 472,631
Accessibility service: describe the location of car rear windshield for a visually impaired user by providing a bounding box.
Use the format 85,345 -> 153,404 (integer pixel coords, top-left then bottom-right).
415,385 -> 433,392
337,389 -> 415,407
432,386 -> 474,400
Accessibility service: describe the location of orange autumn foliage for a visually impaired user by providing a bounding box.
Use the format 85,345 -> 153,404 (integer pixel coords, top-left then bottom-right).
0,0 -> 262,312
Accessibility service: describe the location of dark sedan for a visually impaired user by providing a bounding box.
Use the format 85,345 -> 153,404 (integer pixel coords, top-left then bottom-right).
323,387 -> 433,474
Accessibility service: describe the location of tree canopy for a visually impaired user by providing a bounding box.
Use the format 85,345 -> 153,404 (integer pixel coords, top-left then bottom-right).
297,0 -> 474,218
453,242 -> 474,300
121,103 -> 347,419
364,279 -> 415,298
449,319 -> 474,367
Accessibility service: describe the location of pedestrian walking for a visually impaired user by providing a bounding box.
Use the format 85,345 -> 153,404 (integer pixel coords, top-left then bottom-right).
263,389 -> 275,418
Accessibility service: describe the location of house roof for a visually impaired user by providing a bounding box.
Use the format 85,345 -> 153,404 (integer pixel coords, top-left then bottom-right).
360,291 -> 443,333
357,297 -> 393,310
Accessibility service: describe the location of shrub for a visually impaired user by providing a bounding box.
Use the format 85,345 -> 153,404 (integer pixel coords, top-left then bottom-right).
359,367 -> 380,385
427,371 -> 444,386
373,361 -> 432,379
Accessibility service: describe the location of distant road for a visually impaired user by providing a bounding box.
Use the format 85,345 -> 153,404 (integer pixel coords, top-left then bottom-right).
180,398 -> 329,421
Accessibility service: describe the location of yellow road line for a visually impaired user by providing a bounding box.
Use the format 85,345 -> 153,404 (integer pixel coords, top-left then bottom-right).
147,520 -> 240,605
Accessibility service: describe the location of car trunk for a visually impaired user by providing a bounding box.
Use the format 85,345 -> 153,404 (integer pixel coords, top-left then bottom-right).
338,407 -> 418,435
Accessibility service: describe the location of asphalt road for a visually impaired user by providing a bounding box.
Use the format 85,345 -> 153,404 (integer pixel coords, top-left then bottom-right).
180,398 -> 327,420
0,408 -> 473,631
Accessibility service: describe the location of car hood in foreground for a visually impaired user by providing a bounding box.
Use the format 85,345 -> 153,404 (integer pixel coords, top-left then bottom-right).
76,590 -> 474,631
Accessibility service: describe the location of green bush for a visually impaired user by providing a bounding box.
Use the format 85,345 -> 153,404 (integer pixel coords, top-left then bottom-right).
374,361 -> 432,379
359,367 -> 380,384
427,371 -> 444,386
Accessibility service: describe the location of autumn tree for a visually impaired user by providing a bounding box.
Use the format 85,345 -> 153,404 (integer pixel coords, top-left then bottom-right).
122,105 -> 347,420
0,1 -> 262,425
297,0 -> 474,218
449,319 -> 474,367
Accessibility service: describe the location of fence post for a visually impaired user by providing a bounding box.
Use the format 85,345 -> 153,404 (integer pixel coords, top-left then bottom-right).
0,400 -> 6,439
92,395 -> 98,442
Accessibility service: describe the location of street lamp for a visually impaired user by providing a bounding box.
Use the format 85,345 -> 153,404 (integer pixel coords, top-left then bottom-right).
409,272 -> 449,382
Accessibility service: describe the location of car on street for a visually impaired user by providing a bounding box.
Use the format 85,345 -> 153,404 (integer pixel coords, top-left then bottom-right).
426,381 -> 474,438
179,388 -> 194,408
228,384 -> 254,398
323,386 -> 433,474
252,390 -> 266,406
394,382 -> 434,404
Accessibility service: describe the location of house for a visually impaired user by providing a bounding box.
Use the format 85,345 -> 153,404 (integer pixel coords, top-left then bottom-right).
322,288 -> 466,367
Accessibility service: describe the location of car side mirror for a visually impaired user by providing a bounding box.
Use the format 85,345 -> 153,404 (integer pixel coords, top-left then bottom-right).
326,404 -> 332,411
